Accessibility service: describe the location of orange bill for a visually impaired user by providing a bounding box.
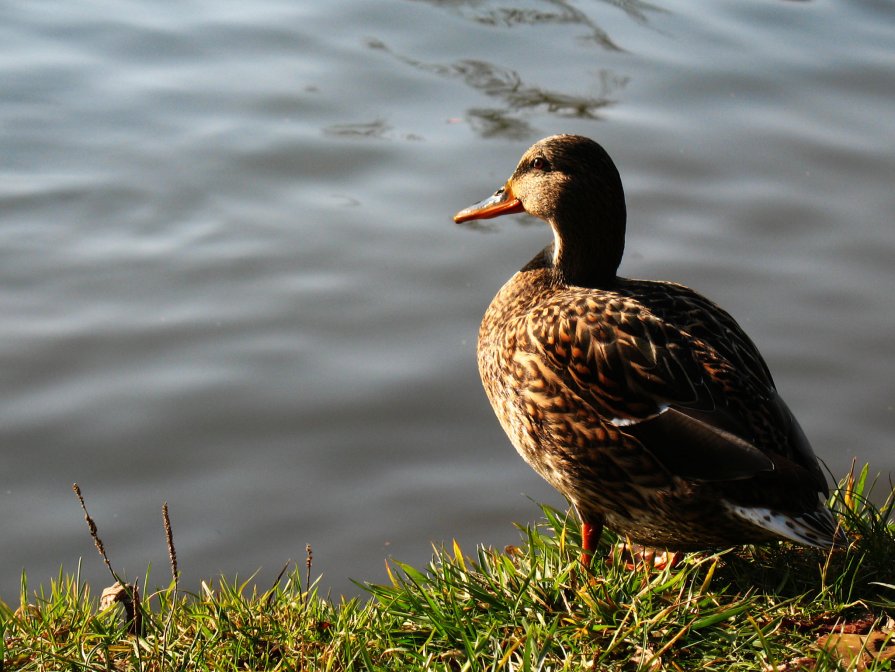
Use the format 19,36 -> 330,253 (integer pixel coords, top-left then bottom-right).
453,183 -> 524,223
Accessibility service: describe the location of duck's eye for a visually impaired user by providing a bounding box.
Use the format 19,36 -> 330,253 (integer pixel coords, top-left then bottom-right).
530,156 -> 549,171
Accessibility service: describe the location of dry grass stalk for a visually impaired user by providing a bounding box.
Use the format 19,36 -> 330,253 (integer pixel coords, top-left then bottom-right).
73,482 -> 146,637
162,502 -> 179,586
305,544 -> 313,594
72,482 -> 115,580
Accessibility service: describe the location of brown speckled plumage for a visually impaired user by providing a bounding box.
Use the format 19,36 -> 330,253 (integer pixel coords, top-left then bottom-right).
455,135 -> 840,551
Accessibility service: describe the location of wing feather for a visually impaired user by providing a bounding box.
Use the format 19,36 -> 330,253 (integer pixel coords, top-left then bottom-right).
526,282 -> 825,489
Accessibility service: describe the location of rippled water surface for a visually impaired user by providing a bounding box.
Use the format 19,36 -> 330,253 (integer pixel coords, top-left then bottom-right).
2,0 -> 893,600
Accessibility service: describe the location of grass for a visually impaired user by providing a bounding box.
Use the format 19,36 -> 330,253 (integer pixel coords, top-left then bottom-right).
2,465 -> 895,671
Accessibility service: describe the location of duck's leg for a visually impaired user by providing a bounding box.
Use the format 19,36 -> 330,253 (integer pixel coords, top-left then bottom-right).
580,518 -> 604,566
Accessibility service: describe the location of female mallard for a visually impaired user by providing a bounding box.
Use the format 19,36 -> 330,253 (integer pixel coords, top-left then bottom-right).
454,134 -> 840,558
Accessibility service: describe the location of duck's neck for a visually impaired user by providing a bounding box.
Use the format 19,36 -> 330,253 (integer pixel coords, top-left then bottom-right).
549,221 -> 624,288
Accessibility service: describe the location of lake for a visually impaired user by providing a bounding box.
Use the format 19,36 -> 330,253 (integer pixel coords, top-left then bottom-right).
2,0 -> 893,602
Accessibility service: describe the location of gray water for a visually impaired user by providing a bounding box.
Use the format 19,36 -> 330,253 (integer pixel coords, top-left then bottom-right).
2,0 -> 893,602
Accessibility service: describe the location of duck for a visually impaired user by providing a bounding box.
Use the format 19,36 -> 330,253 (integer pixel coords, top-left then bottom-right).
454,134 -> 842,560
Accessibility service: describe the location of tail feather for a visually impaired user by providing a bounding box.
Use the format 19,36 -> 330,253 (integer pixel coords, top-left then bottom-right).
726,502 -> 846,548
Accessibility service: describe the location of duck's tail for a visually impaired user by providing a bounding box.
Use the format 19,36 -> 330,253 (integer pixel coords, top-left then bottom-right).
726,502 -> 847,549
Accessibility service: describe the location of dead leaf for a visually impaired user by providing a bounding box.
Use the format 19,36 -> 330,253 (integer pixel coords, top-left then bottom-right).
99,581 -> 143,636
817,629 -> 895,671
782,610 -> 876,635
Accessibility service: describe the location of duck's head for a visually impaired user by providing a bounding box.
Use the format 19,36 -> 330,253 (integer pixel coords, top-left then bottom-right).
454,134 -> 626,286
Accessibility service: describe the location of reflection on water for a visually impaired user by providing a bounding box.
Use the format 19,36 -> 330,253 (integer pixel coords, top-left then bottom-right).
324,119 -> 395,139
369,38 -> 627,137
467,107 -> 533,140
465,2 -> 622,51
413,0 -> 664,49
1,0 -> 893,603
453,59 -> 625,119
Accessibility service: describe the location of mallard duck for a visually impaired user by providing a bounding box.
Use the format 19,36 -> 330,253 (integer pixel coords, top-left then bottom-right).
454,134 -> 841,558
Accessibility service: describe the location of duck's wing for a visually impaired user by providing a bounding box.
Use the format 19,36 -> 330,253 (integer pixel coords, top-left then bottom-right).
528,286 -> 826,493
619,279 -> 779,394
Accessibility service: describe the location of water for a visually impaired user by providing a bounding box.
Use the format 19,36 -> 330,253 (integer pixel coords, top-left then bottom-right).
2,0 -> 893,602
